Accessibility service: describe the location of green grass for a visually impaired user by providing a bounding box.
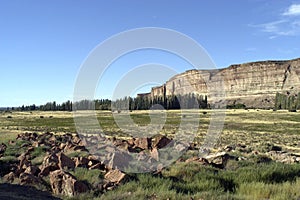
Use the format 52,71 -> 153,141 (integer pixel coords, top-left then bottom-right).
97,161 -> 300,200
1,110 -> 299,153
70,167 -> 105,186
236,178 -> 300,200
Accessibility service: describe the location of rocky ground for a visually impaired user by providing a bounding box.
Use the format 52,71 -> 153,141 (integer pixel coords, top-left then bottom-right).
1,131 -> 300,199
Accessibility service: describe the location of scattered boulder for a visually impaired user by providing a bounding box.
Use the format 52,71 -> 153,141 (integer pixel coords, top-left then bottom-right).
24,165 -> 41,176
19,172 -> 44,186
89,162 -> 105,170
63,141 -> 75,152
223,145 -> 235,152
152,135 -> 172,149
150,148 -> 159,161
205,152 -> 235,169
72,135 -> 81,145
3,172 -> 16,183
266,151 -> 300,164
58,153 -> 75,170
133,138 -> 151,150
49,170 -> 88,197
106,151 -> 133,170
73,145 -> 87,152
185,157 -> 209,165
104,169 -> 127,184
18,153 -> 31,173
73,157 -> 90,168
39,153 -> 59,176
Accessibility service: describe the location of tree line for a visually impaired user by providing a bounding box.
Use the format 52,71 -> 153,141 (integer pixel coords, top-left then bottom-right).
113,93 -> 208,111
8,99 -> 111,111
274,92 -> 300,111
6,94 -> 208,111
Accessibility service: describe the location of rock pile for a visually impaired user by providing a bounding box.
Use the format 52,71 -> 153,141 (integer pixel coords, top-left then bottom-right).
2,131 -> 298,198
0,132 -> 176,197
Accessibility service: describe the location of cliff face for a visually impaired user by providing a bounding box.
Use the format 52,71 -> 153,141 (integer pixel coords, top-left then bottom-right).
148,58 -> 300,108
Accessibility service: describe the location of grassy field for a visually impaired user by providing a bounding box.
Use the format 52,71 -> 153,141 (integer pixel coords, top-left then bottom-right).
1,109 -> 300,153
1,109 -> 300,199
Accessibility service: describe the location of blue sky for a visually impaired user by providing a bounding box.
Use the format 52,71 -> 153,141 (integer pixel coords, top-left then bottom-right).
1,0 -> 300,107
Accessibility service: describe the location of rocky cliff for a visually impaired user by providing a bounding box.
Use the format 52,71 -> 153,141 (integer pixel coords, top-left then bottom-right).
145,58 -> 300,108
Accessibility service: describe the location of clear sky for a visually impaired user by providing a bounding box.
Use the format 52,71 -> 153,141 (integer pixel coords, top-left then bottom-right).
1,0 -> 300,107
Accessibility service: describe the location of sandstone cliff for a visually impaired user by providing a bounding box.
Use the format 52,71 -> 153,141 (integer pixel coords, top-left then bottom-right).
145,58 -> 300,108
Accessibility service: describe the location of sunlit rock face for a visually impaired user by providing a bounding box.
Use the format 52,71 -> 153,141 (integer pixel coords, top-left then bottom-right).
142,58 -> 300,108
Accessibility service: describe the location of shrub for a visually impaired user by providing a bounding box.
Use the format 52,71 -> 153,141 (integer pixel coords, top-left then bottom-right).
226,103 -> 246,109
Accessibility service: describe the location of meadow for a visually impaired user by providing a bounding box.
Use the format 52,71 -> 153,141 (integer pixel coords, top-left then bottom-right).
1,109 -> 300,199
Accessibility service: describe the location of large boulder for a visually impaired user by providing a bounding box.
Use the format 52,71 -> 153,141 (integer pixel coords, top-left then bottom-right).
58,153 -> 75,170
150,148 -> 159,161
185,157 -> 209,165
73,157 -> 90,168
49,170 -> 88,197
3,172 -> 16,183
152,135 -> 172,149
24,165 -> 41,176
106,151 -> 133,170
104,169 -> 127,184
133,138 -> 151,150
19,172 -> 44,186
39,153 -> 59,176
205,152 -> 235,169
18,153 -> 31,173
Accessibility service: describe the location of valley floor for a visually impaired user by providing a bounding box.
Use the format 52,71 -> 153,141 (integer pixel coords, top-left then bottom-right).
0,109 -> 300,199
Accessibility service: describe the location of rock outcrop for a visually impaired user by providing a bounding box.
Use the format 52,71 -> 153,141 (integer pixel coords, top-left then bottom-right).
49,170 -> 88,197
140,58 -> 300,108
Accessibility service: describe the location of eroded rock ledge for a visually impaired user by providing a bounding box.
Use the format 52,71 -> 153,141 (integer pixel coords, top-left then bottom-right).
139,58 -> 300,108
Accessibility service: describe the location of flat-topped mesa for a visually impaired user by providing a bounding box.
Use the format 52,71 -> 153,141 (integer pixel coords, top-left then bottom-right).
139,58 -> 300,108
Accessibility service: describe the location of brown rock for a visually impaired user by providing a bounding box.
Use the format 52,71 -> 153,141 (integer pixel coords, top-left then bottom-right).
18,153 -> 31,172
50,170 -> 88,197
59,143 -> 66,150
63,141 -> 75,152
89,162 -> 105,170
106,151 -> 133,170
72,135 -> 81,145
134,138 -> 151,150
73,145 -> 87,152
150,148 -> 159,161
113,139 -> 129,150
32,141 -> 40,148
19,173 -> 44,186
205,152 -> 234,169
73,157 -> 89,168
3,172 -> 16,183
24,165 -> 41,176
127,138 -> 135,146
104,169 -> 127,184
39,153 -> 59,176
58,153 -> 75,170
152,135 -> 172,149
185,157 -> 209,165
